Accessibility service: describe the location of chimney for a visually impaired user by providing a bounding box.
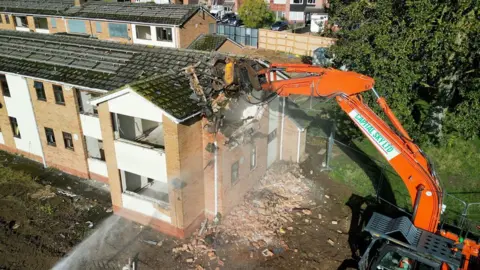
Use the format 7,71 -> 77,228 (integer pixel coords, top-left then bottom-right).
74,0 -> 86,7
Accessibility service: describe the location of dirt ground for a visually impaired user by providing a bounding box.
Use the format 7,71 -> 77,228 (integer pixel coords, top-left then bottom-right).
241,48 -> 305,64
0,151 -> 112,270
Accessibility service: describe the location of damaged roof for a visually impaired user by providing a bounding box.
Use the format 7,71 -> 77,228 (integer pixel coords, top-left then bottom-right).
0,1 -> 204,26
0,30 -> 214,119
188,34 -> 243,52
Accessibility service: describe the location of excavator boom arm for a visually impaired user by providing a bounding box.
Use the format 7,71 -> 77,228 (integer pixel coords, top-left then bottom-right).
258,63 -> 442,232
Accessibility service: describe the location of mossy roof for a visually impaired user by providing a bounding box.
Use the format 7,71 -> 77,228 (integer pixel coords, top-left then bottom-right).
0,30 -> 214,120
0,1 -> 203,26
188,34 -> 228,51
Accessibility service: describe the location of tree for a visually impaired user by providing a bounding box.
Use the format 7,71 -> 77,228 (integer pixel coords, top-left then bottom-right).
326,0 -> 479,144
238,0 -> 275,28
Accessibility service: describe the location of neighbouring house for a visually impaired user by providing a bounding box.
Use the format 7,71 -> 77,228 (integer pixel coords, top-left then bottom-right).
0,29 -> 304,238
269,0 -> 328,23
0,0 -> 216,48
187,34 -> 244,53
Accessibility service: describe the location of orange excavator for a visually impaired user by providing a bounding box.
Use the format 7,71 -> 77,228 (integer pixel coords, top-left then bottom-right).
206,60 -> 479,269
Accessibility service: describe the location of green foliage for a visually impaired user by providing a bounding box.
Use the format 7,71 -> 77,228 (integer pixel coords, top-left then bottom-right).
238,0 -> 275,28
327,0 -> 480,144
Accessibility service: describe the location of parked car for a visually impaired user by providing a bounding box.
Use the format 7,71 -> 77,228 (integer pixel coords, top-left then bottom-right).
228,16 -> 243,27
220,13 -> 236,24
271,21 -> 288,31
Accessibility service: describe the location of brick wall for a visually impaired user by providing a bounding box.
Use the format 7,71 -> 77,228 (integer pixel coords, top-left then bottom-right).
49,17 -> 67,33
179,10 -> 216,48
217,40 -> 244,54
27,79 -> 90,179
26,16 -> 35,32
269,2 -> 286,12
97,102 -> 123,207
281,117 -> 302,162
0,80 -> 16,148
0,14 -> 15,30
163,115 -> 205,231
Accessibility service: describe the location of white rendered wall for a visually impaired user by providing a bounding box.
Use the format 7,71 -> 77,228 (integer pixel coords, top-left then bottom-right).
108,91 -> 164,123
121,193 -> 171,223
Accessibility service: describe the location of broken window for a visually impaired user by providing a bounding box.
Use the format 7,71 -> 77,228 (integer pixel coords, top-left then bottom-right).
231,161 -> 239,184
63,132 -> 74,151
34,17 -> 48,30
96,21 -> 102,33
51,18 -> 56,28
4,15 -> 10,24
121,170 -> 169,204
34,81 -> 46,101
14,16 -> 28,28
250,145 -> 257,170
0,15 -> 3,24
53,85 -> 65,105
45,127 -> 56,146
109,23 -> 128,38
156,27 -> 172,42
136,25 -> 152,40
9,117 -> 20,138
0,75 -> 9,97
307,0 -> 315,3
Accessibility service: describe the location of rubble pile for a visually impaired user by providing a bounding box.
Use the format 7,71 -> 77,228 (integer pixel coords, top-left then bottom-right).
219,163 -> 312,243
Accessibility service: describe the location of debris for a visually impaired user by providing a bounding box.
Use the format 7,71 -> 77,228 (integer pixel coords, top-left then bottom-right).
294,249 -> 298,253
318,214 -> 322,219
30,185 -> 56,200
67,186 -> 71,190
86,221 -> 94,228
287,226 -> 293,231
327,239 -> 335,246
105,207 -> 113,213
310,170 -> 313,175
60,234 -> 65,239
273,247 -> 285,254
278,227 -> 286,234
261,249 -> 274,257
195,265 -> 204,270
57,189 -> 77,198
218,163 -> 311,243
12,223 -> 20,230
325,195 -> 330,199
141,240 -> 162,246
305,219 -> 310,223
186,258 -> 194,263
318,148 -> 327,155
336,230 -> 343,234
331,221 -> 338,225
199,219 -> 208,236
207,251 -> 216,260
302,209 -> 312,215
218,259 -> 224,266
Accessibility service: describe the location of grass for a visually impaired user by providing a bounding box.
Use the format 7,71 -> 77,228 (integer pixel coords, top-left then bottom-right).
315,134 -> 480,229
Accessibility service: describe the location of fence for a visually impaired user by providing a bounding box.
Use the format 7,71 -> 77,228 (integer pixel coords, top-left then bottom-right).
216,24 -> 259,47
293,99 -> 480,237
258,29 -> 336,56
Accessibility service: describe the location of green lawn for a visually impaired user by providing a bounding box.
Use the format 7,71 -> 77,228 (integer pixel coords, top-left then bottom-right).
321,136 -> 480,229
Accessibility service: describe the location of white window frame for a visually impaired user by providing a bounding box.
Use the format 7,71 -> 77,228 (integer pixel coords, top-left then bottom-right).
131,24 -> 176,48
307,0 -> 315,4
290,0 -> 303,4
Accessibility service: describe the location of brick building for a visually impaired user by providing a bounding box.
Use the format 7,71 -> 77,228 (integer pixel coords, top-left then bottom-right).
269,0 -> 328,23
0,29 -> 306,238
0,0 -> 216,48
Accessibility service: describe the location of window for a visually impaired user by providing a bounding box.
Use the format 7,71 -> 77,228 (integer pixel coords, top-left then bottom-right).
34,81 -> 46,101
34,17 -> 48,30
98,140 -> 105,161
307,0 -> 315,3
45,128 -> 56,146
250,145 -> 257,170
51,18 -> 56,28
53,85 -> 65,105
289,11 -> 305,21
0,15 -> 3,24
14,16 -> 28,27
4,15 -> 10,24
9,117 -> 20,138
156,27 -> 172,42
291,0 -> 302,3
0,75 -> 9,97
96,21 -> 102,33
108,23 -> 128,38
68,20 -> 87,34
267,128 -> 277,143
231,161 -> 239,184
63,132 -> 74,151
135,25 -> 152,40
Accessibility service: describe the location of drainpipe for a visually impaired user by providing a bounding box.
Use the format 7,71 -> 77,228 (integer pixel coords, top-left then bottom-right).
296,128 -> 302,163
279,97 -> 286,160
214,139 -> 218,216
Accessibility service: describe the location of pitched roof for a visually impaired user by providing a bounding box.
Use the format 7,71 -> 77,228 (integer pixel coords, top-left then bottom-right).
0,1 -> 204,26
0,30 -> 215,119
187,34 -> 243,52
129,74 -> 201,120
0,0 -> 74,15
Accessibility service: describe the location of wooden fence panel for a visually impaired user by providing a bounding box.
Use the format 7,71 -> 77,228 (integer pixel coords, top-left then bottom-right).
258,29 -> 336,56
